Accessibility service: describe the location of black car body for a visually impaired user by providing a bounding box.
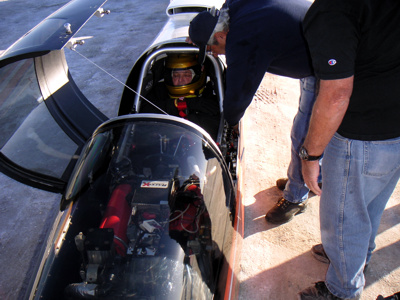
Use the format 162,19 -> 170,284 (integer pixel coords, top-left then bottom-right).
0,0 -> 243,299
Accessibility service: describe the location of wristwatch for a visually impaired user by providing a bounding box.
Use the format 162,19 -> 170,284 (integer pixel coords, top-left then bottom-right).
299,145 -> 322,161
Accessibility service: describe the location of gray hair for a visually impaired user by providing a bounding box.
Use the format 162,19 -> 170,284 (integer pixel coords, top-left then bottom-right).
208,7 -> 229,45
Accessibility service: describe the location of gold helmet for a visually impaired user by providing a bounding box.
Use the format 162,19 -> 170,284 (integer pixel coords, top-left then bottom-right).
164,53 -> 206,97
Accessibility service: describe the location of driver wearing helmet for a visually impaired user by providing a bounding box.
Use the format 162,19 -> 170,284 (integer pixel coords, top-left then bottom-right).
140,53 -> 220,140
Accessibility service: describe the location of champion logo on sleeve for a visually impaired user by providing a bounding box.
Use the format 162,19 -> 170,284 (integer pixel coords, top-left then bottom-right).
328,59 -> 337,66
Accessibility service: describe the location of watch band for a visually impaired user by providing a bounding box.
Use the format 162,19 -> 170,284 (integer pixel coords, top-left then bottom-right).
299,145 -> 322,161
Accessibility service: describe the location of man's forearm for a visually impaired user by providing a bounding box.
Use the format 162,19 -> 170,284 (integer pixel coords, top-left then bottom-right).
303,77 -> 354,154
301,77 -> 353,195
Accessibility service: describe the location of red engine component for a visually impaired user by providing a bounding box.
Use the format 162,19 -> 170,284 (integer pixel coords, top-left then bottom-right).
99,184 -> 132,256
169,184 -> 204,233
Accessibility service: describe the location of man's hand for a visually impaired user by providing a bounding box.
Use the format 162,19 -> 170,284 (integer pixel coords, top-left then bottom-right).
186,37 -> 194,44
301,160 -> 321,196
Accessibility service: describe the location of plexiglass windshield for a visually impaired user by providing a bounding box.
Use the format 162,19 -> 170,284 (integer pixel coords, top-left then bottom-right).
62,117 -> 235,299
0,59 -> 78,178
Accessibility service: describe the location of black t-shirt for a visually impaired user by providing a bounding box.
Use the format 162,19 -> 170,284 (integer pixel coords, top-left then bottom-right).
303,0 -> 400,140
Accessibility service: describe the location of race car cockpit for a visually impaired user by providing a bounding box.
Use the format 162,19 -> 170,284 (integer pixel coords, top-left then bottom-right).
119,46 -> 226,144
137,52 -> 221,140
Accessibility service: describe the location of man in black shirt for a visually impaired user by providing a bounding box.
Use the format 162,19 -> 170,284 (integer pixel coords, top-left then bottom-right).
298,0 -> 400,299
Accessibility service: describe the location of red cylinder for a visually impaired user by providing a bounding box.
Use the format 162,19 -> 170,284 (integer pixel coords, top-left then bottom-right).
99,184 -> 132,256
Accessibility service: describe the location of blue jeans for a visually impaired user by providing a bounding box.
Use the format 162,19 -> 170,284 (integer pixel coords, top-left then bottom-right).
321,133 -> 400,299
283,76 -> 320,203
